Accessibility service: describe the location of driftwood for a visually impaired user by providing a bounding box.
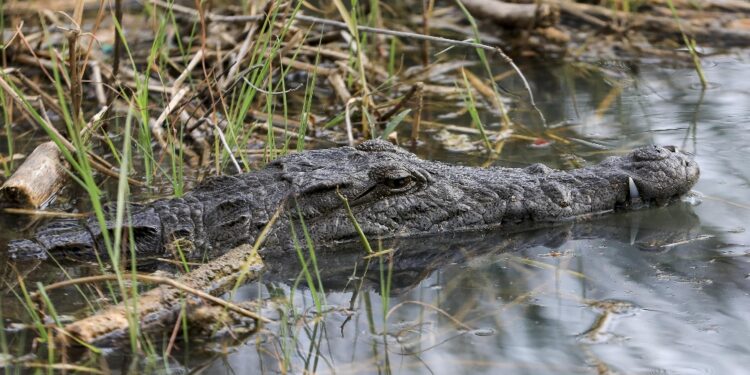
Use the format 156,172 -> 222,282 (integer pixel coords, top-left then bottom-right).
59,244 -> 266,347
649,0 -> 750,13
0,142 -> 67,208
461,0 -> 559,28
558,0 -> 750,47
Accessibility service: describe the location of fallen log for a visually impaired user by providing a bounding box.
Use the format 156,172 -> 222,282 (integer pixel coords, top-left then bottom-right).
559,1 -> 750,47
0,142 -> 67,208
460,0 -> 559,28
57,244 -> 266,347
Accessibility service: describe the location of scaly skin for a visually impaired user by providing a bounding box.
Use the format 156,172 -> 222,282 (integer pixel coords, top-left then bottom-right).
7,140 -> 699,261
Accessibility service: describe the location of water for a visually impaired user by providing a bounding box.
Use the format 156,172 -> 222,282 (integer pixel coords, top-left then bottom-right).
2,53 -> 750,374
196,55 -> 750,374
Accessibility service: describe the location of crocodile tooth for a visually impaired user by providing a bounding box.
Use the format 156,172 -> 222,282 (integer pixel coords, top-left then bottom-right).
628,177 -> 640,204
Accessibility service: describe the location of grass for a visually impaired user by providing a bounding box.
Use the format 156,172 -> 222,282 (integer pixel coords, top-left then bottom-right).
0,297 -> 8,369
0,0 -> 727,372
461,69 -> 492,151
336,189 -> 374,254
290,207 -> 326,314
665,0 -> 708,88
0,0 -> 520,368
454,0 -> 514,131
1,0 -> 488,369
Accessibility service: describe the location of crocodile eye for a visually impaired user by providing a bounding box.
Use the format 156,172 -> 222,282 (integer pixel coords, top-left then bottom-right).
385,176 -> 413,190
370,166 -> 419,193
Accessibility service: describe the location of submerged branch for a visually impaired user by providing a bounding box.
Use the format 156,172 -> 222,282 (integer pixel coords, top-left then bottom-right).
56,203 -> 285,346
58,244 -> 267,345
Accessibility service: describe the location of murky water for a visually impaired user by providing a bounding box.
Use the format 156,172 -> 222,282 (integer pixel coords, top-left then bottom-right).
2,53 -> 750,374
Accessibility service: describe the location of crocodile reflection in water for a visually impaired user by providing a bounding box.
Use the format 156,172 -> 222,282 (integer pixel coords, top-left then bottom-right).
261,201 -> 703,294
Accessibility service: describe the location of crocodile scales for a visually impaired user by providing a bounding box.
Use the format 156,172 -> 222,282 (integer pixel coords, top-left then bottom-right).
7,140 -> 700,260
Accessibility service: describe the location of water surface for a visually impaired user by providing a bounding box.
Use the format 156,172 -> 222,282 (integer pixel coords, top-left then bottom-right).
2,53 -> 750,374
212,55 -> 750,374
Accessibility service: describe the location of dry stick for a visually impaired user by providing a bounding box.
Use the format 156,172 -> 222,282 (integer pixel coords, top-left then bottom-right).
77,0 -> 108,79
195,117 -> 242,174
151,50 -> 204,146
110,0 -> 123,82
556,1 -> 608,29
32,274 -> 271,323
151,47 -> 216,161
151,0 -> 548,126
67,29 -> 83,127
12,73 -> 65,117
0,142 -> 67,208
279,57 -> 336,76
172,48 -> 204,95
378,83 -> 419,122
164,308 -> 184,359
344,98 -> 361,147
386,300 -> 473,331
62,203 -> 285,345
559,0 -> 750,46
411,83 -> 424,147
151,86 -> 190,149
327,73 -> 352,105
2,208 -> 89,218
422,0 -> 435,66
460,0 -> 559,28
13,25 -> 61,87
297,45 -> 389,81
0,153 -> 24,164
89,60 -> 107,107
220,22 -> 258,91
14,362 -> 103,375
247,109 -> 302,129
58,260 -> 265,345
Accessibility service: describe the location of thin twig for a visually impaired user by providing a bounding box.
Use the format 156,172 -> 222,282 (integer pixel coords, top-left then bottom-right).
152,86 -> 190,148
67,29 -> 82,126
344,97 -> 360,147
195,117 -> 242,174
386,300 -> 473,331
2,207 -> 90,218
89,60 -> 107,107
172,49 -> 204,95
378,83 -> 419,122
411,83 -> 424,147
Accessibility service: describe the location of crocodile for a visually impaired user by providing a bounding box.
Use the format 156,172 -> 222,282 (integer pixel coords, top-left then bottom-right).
6,139 -> 700,261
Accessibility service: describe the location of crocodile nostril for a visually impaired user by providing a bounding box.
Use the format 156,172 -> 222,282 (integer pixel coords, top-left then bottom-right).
664,145 -> 677,153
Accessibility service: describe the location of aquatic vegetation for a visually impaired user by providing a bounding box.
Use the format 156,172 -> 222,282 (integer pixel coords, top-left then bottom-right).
0,0 -> 746,373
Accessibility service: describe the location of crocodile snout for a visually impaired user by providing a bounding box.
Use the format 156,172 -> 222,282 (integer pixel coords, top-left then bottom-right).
661,145 -> 700,188
625,145 -> 699,205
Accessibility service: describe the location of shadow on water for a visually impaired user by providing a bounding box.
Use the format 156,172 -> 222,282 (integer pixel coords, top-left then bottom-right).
193,201 -> 747,375
2,54 -> 750,374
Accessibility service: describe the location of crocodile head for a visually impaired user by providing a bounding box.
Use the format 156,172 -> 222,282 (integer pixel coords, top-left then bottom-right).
278,139 -> 699,246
